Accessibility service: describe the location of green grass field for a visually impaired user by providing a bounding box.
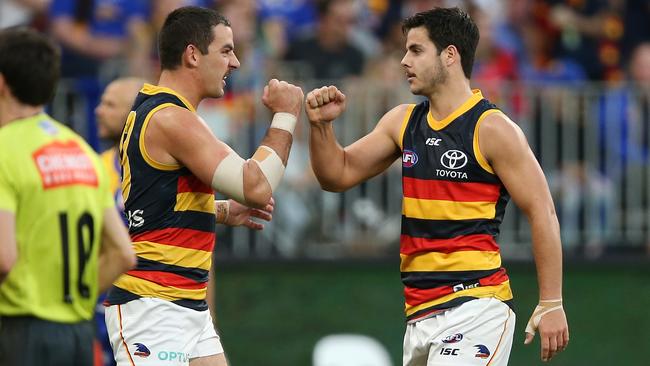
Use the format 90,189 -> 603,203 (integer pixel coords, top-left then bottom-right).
214,260 -> 650,366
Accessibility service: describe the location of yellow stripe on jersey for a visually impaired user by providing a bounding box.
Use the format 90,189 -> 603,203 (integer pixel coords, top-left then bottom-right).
473,109 -> 500,174
405,281 -> 513,317
402,197 -> 496,220
132,241 -> 211,270
400,251 -> 502,272
399,104 -> 416,150
120,111 -> 137,202
427,90 -> 483,130
139,84 -> 196,112
139,103 -> 183,171
113,274 -> 206,301
174,192 -> 214,214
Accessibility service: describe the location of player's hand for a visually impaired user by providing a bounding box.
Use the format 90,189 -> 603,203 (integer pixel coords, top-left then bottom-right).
262,79 -> 304,117
305,86 -> 347,124
524,304 -> 569,362
224,198 -> 274,230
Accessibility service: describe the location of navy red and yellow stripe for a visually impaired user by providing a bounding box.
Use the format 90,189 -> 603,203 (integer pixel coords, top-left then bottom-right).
106,84 -> 215,311
400,90 -> 513,321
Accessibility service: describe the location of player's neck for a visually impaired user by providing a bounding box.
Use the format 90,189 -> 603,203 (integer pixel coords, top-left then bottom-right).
426,78 -> 474,122
0,99 -> 44,127
158,71 -> 200,110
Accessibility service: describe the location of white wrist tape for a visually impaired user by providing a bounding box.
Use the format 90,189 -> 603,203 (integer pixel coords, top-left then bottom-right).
211,153 -> 245,203
525,299 -> 563,335
270,112 -> 297,134
251,145 -> 285,191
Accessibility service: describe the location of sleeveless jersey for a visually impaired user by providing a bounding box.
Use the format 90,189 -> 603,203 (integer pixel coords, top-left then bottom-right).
100,146 -> 123,212
0,113 -> 113,323
399,90 -> 513,321
106,84 -> 216,311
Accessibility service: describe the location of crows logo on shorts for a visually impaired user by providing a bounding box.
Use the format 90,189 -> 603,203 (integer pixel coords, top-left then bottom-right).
133,343 -> 151,358
474,344 -> 490,359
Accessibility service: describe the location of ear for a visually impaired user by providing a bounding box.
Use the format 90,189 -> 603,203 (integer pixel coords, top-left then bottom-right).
183,44 -> 200,68
443,45 -> 459,67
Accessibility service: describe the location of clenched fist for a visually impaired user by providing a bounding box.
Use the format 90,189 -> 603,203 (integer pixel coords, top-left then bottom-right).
305,85 -> 347,125
262,79 -> 304,117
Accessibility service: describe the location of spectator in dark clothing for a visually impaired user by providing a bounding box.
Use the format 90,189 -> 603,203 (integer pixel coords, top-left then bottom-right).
284,0 -> 365,82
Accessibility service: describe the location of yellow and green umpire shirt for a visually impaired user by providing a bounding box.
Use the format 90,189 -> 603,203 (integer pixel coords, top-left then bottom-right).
0,113 -> 114,323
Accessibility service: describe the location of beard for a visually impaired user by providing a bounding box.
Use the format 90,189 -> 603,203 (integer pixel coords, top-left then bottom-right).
411,59 -> 448,96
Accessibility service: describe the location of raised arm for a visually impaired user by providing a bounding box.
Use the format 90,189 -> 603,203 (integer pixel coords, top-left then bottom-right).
479,112 -> 569,362
306,86 -> 407,192
146,79 -> 303,209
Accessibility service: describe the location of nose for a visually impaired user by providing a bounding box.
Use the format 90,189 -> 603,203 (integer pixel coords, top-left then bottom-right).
400,53 -> 409,68
230,53 -> 241,70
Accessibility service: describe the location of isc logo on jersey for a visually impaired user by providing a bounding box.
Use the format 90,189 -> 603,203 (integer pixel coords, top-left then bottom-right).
436,149 -> 468,179
127,209 -> 144,228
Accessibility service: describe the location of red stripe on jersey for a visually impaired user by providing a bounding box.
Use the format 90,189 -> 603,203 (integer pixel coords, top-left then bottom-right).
131,228 -> 215,252
479,267 -> 509,286
404,285 -> 454,306
126,270 -> 207,290
404,268 -> 509,306
403,177 -> 501,202
177,175 -> 213,194
400,234 -> 499,255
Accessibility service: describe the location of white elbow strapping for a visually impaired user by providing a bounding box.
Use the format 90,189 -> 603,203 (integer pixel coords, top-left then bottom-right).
211,153 -> 245,202
252,145 -> 285,191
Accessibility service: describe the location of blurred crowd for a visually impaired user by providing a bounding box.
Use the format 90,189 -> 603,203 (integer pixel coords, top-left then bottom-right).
2,0 -> 650,257
2,0 -> 650,85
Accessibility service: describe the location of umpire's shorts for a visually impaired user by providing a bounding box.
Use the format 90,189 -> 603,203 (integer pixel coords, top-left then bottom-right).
0,315 -> 94,366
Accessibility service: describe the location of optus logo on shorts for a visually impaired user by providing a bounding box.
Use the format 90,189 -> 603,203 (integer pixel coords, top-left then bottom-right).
158,351 -> 191,363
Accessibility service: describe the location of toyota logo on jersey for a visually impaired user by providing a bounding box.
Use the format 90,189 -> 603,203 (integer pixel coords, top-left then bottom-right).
440,150 -> 468,170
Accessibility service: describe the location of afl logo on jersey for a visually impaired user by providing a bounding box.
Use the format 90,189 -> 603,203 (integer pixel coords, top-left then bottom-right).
403,150 -> 419,168
440,150 -> 468,170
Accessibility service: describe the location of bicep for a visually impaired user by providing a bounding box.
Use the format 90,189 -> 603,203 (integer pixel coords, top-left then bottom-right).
482,116 -> 554,214
340,128 -> 401,187
337,104 -> 406,188
154,110 -> 237,187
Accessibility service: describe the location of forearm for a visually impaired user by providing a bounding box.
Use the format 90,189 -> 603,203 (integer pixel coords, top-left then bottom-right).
528,207 -> 563,299
207,264 -> 216,321
98,251 -> 134,293
241,128 -> 293,207
309,123 -> 347,191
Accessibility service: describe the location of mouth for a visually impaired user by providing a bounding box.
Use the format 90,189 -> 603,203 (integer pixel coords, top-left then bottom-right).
406,72 -> 416,82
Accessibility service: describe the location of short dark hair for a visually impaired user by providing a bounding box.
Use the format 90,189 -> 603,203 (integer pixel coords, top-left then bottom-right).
402,7 -> 479,79
0,28 -> 60,106
159,6 -> 231,70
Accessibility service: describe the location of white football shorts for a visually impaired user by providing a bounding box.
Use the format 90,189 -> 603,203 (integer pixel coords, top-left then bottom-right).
105,298 -> 224,365
403,297 -> 515,366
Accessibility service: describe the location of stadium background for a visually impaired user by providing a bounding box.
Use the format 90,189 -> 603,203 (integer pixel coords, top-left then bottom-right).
2,0 -> 650,365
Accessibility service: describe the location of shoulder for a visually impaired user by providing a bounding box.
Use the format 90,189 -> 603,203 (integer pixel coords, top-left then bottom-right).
479,111 -> 525,141
478,111 -> 529,161
376,103 -> 417,144
148,104 -> 200,131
